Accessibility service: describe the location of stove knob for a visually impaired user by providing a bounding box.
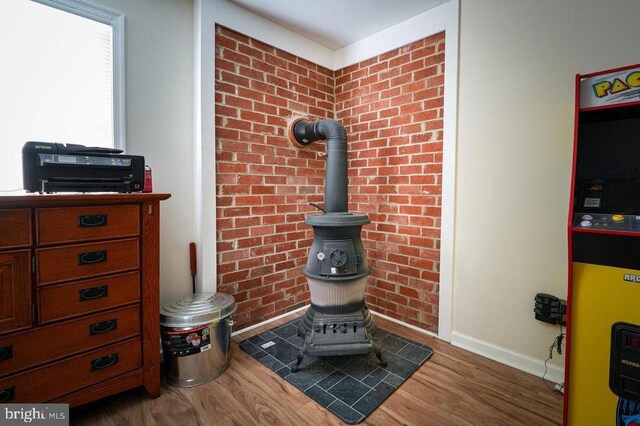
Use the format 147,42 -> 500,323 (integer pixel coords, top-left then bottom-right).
580,220 -> 592,227
582,215 -> 593,220
317,252 -> 325,261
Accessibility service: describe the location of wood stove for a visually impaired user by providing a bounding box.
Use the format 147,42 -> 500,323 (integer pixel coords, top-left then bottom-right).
287,118 -> 386,372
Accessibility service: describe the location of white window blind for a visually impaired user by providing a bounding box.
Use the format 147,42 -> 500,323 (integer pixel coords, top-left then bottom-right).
0,0 -> 116,191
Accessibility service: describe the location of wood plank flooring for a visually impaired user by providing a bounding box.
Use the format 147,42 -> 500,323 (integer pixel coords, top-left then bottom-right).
72,312 -> 563,425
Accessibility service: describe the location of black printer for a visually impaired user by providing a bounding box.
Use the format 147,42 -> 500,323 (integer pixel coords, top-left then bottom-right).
22,142 -> 145,193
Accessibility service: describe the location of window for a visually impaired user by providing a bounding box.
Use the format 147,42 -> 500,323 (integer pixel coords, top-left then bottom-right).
0,0 -> 123,190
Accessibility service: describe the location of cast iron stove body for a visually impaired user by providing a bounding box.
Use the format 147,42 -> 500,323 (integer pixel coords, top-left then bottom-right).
287,118 -> 385,372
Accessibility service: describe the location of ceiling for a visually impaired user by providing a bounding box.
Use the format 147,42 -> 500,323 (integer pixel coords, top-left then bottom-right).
228,0 -> 447,50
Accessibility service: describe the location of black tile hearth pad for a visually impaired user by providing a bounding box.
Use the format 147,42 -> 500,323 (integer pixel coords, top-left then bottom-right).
239,319 -> 433,424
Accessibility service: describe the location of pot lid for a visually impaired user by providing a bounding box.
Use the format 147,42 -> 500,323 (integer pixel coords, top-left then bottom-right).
160,292 -> 237,327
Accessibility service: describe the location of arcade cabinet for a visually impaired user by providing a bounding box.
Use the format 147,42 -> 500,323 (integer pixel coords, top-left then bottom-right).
566,63 -> 640,425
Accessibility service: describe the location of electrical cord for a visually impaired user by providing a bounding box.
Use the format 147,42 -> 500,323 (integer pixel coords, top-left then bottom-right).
542,323 -> 565,393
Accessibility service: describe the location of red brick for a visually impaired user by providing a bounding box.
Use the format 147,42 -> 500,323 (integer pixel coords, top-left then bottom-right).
215,35 -> 237,51
224,95 -> 252,109
215,81 -> 236,95
388,53 -> 411,68
217,163 -> 246,174
237,87 -> 265,102
400,59 -> 424,74
411,45 -> 436,60
219,71 -> 249,88
224,118 -> 251,131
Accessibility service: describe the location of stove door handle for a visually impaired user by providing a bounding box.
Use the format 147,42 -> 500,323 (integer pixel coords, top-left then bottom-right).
309,202 -> 326,213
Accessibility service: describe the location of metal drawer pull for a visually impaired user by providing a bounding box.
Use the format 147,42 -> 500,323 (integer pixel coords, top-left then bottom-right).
79,285 -> 108,301
78,250 -> 107,265
89,319 -> 117,335
91,353 -> 119,371
0,345 -> 12,361
0,387 -> 15,403
78,214 -> 108,227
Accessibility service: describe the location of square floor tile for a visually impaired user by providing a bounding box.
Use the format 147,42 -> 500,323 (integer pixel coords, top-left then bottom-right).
326,376 -> 371,406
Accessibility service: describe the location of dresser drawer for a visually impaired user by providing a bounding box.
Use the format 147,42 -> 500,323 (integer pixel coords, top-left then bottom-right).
39,272 -> 140,323
0,305 -> 140,377
0,209 -> 31,249
36,205 -> 139,245
37,238 -> 139,285
0,338 -> 141,403
0,251 -> 31,335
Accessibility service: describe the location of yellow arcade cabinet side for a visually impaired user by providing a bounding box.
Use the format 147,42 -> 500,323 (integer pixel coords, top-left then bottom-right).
566,63 -> 640,426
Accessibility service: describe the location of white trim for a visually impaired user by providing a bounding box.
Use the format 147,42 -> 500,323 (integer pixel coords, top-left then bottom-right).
370,310 -> 438,338
451,331 -> 565,384
33,0 -> 126,151
32,0 -> 119,24
437,0 -> 459,342
333,3 -> 447,70
194,0 -> 217,293
231,305 -> 309,337
112,13 -> 125,152
213,0 -> 334,70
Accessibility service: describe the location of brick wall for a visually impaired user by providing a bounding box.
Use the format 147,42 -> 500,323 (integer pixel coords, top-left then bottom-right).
215,26 -> 445,333
215,25 -> 334,330
335,33 -> 445,332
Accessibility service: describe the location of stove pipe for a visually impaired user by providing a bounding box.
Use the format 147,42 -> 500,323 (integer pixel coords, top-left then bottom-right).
288,119 -> 348,213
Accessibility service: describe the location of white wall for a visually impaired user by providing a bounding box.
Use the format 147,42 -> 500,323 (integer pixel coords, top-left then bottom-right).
453,0 -> 640,382
89,0 -> 196,302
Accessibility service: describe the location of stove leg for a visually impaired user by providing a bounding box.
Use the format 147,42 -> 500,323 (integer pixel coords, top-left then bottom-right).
374,346 -> 387,368
291,349 -> 304,373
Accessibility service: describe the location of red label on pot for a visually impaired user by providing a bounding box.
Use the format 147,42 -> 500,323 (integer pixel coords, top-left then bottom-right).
162,324 -> 211,357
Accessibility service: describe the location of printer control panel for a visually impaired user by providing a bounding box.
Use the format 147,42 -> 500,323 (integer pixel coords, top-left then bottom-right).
39,154 -> 132,167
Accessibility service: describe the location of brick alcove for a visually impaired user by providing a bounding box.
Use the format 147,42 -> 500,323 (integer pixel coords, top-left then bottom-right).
215,25 -> 444,333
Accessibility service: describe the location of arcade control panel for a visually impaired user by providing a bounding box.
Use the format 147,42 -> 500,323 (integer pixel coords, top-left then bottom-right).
573,213 -> 640,232
610,323 -> 640,402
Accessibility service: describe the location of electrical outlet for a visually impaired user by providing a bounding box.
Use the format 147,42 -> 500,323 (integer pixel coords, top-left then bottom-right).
534,293 -> 567,325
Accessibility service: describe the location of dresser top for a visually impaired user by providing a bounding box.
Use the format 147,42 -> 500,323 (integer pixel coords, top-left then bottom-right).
0,192 -> 171,208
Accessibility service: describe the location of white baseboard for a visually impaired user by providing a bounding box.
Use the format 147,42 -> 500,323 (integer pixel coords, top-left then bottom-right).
231,305 -> 309,337
450,331 -> 565,384
369,310 -> 438,338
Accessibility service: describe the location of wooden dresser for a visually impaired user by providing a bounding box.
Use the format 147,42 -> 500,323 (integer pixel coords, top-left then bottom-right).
0,193 -> 170,406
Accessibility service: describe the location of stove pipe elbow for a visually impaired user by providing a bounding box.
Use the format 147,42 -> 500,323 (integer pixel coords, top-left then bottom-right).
288,118 -> 348,213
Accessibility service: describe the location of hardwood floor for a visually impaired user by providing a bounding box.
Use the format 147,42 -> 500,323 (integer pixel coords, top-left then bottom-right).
72,312 -> 563,425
